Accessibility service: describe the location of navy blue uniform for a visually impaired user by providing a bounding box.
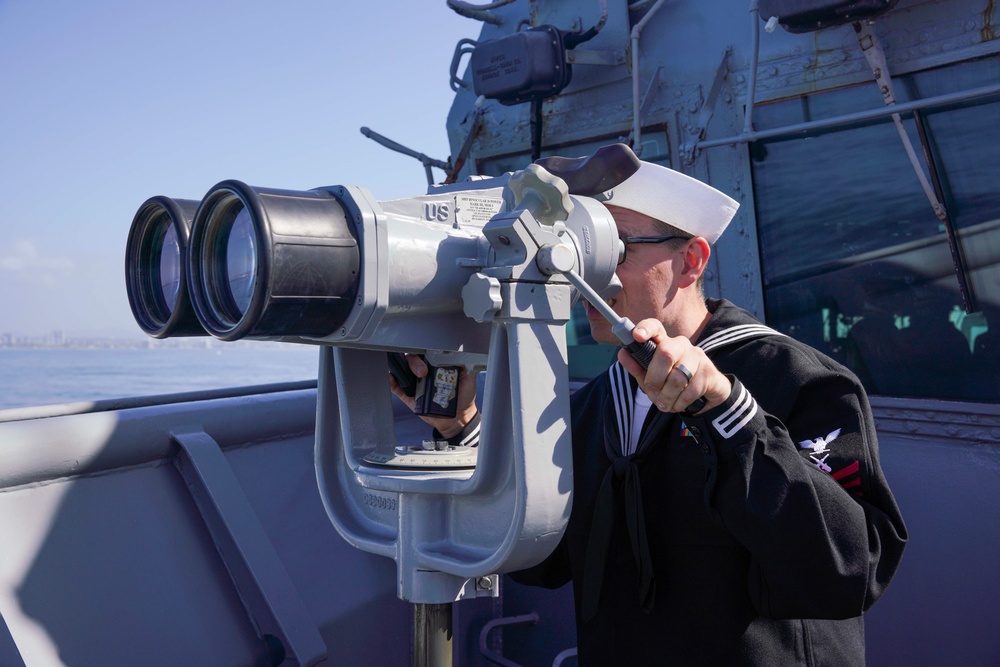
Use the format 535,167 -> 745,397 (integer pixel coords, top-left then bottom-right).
513,299 -> 907,665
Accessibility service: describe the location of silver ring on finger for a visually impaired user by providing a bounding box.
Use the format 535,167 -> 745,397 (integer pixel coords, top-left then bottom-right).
675,363 -> 693,385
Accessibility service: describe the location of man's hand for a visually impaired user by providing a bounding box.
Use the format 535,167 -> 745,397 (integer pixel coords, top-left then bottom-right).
388,354 -> 479,438
617,318 -> 732,414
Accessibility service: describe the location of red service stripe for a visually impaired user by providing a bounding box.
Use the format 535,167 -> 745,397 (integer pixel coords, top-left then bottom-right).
831,460 -> 860,480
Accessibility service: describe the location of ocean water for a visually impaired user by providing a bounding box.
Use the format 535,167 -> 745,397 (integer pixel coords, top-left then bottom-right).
0,346 -> 322,411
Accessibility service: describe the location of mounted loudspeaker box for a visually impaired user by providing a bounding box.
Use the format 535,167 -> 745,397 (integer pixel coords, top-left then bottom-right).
470,25 -> 573,105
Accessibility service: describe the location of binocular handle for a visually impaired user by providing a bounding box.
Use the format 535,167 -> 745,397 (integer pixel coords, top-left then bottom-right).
557,267 -> 707,413
624,339 -> 707,414
625,339 -> 657,368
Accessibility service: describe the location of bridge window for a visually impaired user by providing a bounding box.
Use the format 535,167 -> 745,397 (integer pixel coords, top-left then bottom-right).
750,56 -> 1000,401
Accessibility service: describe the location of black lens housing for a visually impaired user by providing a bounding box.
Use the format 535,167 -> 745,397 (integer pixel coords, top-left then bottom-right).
187,180 -> 362,341
125,196 -> 206,338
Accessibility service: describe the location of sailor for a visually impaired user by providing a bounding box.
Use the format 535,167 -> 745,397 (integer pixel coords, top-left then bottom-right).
392,148 -> 907,665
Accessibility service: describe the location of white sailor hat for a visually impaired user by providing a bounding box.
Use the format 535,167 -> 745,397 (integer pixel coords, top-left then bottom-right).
596,162 -> 739,244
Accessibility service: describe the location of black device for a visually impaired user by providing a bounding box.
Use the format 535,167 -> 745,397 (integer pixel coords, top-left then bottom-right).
759,0 -> 899,33
389,353 -> 460,419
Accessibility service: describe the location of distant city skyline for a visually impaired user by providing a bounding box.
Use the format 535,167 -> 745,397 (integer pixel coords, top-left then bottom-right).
0,328 -> 310,350
0,1 -> 479,337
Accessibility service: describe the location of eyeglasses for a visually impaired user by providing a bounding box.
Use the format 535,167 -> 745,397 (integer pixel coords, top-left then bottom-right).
618,235 -> 690,264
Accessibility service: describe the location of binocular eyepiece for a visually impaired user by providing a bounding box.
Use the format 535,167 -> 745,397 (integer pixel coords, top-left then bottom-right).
125,171 -> 622,353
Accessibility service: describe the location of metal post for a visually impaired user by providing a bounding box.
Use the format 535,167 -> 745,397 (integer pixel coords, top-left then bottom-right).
414,603 -> 453,667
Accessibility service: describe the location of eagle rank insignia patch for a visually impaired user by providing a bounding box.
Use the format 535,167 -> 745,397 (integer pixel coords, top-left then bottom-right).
798,428 -> 842,473
798,427 -> 864,498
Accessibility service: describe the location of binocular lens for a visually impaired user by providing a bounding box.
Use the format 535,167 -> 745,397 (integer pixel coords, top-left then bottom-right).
198,193 -> 261,326
125,196 -> 205,338
158,222 -> 181,312
224,205 -> 257,317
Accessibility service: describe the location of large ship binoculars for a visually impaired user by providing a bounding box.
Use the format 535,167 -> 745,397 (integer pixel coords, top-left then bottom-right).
124,168 -> 623,355
125,164 -> 625,604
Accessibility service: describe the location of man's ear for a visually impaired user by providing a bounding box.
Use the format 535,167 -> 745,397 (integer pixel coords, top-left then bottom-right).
678,237 -> 711,288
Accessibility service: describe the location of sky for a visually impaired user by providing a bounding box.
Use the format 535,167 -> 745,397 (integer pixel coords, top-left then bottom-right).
0,0 -> 480,338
